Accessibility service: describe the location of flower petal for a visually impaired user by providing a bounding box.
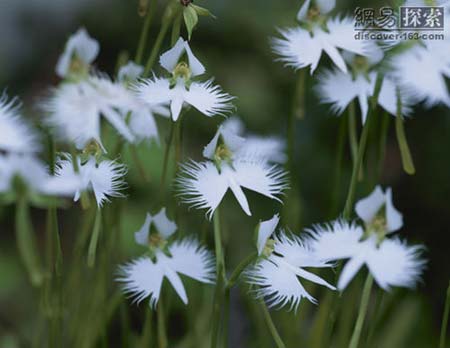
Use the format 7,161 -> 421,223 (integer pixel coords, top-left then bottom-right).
337,256 -> 365,291
355,185 -> 385,224
257,214 -> 280,256
184,80 -> 234,117
153,208 -> 177,239
134,213 -> 152,246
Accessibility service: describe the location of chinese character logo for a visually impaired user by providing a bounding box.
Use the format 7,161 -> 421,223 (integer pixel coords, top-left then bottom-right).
400,6 -> 444,29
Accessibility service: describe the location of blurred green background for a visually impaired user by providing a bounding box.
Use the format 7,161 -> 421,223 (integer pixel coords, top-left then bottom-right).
0,0 -> 449,347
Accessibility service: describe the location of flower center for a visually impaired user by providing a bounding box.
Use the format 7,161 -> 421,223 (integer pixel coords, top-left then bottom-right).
262,239 -> 276,258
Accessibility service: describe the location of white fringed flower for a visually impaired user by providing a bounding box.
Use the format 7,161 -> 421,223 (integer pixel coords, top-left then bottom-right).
54,154 -> 126,206
136,37 -> 233,121
297,0 -> 336,22
118,239 -> 215,308
273,16 -> 372,74
177,159 -> 288,218
134,208 -> 177,245
310,220 -> 425,291
0,153 -> 79,196
118,210 -> 214,308
247,221 -> 335,310
222,117 -> 287,163
0,95 -> 39,153
316,69 -> 412,123
355,185 -> 403,233
56,28 -> 99,78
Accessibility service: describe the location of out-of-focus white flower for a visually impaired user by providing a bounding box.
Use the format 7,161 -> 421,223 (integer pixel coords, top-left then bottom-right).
159,37 -> 205,77
202,123 -> 246,160
316,69 -> 412,123
310,220 -> 425,291
273,16 -> 372,74
177,159 -> 288,218
136,37 -> 233,121
256,213 -> 280,256
56,28 -> 99,78
134,208 -> 177,246
221,117 -> 287,163
355,186 -> 403,233
0,95 -> 39,153
0,153 -> 79,196
246,229 -> 335,310
389,43 -> 450,107
54,154 -> 126,206
118,210 -> 215,308
118,61 -> 144,83
297,0 -> 336,22
118,239 -> 215,308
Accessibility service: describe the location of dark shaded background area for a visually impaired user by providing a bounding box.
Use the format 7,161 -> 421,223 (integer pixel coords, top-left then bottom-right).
0,0 -> 449,347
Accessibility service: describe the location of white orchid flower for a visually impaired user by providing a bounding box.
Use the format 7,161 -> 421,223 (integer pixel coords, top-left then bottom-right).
273,16 -> 373,74
311,220 -> 425,291
54,154 -> 126,207
355,186 -> 403,233
247,225 -> 335,310
56,28 -> 99,78
0,95 -> 39,153
136,37 -> 233,121
118,210 -> 215,308
118,61 -> 144,83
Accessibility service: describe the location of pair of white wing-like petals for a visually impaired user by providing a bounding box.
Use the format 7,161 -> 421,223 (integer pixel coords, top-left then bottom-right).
273,16 -> 374,74
118,209 -> 215,308
44,75 -> 167,150
316,70 -> 412,123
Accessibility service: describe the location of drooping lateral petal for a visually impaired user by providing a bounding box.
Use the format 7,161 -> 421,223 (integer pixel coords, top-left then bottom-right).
167,238 -> 215,283
366,238 -> 425,291
232,159 -> 288,202
225,169 -> 252,216
176,161 -> 229,219
162,266 -> 188,304
184,80 -> 234,117
101,106 -> 135,143
319,37 -> 348,73
377,77 -> 412,117
117,256 -> 165,308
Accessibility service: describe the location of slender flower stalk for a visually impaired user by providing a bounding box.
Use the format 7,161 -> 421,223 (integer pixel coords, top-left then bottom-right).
348,274 -> 374,348
260,301 -> 286,348
440,281 -> 450,348
157,299 -> 168,348
395,88 -> 415,175
135,0 -> 157,64
87,208 -> 102,267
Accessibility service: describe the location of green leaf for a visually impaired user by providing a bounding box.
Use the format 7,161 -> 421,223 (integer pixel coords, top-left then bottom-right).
191,4 -> 216,18
183,5 -> 198,40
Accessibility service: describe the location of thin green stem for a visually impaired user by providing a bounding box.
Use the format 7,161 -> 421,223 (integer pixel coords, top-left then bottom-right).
395,89 -> 415,175
143,5 -> 175,77
141,304 -> 153,348
160,121 -> 176,200
330,115 -> 347,218
135,0 -> 157,64
348,101 -> 359,169
260,301 -> 286,348
15,197 -> 43,287
157,299 -> 168,348
440,281 -> 450,348
349,274 -> 374,348
130,145 -> 150,182
211,209 -> 225,348
377,111 -> 390,181
226,252 -> 257,290
171,13 -> 182,46
87,208 -> 102,267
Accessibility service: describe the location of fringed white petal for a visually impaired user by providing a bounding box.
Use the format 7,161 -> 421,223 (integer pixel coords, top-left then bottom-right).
166,238 -> 216,283
309,220 -> 364,261
246,259 -> 315,310
117,257 -> 165,308
0,95 -> 39,153
256,214 -> 280,255
272,27 -> 323,73
366,238 -> 425,290
232,159 -> 288,202
185,80 -> 234,117
135,76 -> 174,106
176,161 -> 229,219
